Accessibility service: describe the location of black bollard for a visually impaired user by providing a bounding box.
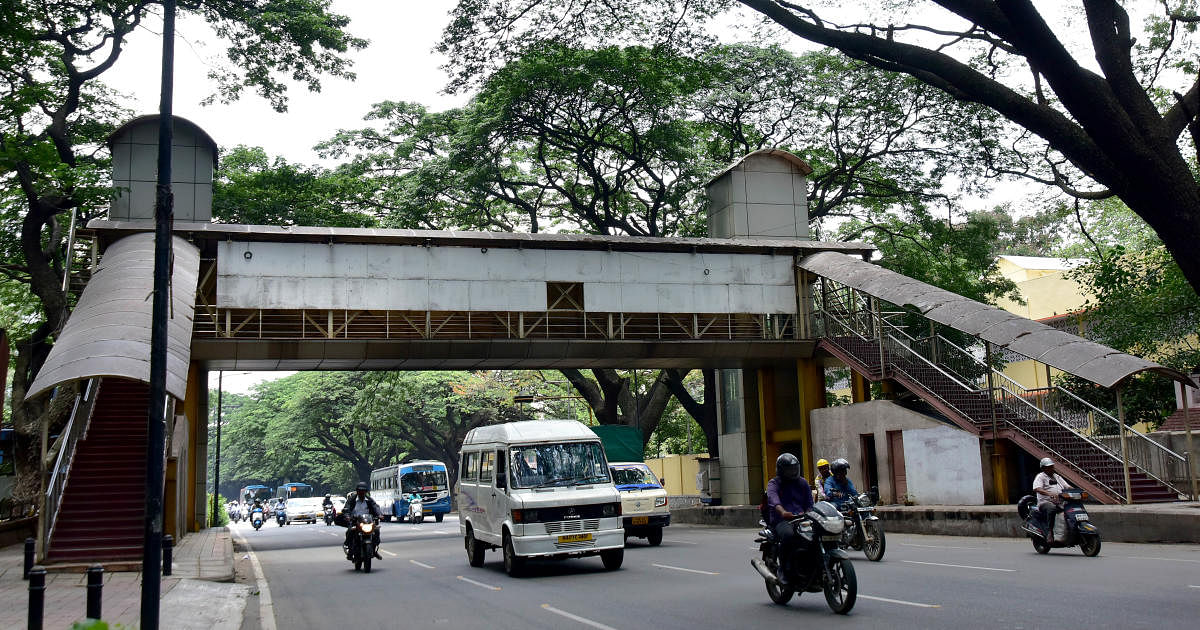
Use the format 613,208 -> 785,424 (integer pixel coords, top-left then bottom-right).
86,564 -> 104,620
23,538 -> 34,580
27,565 -> 45,630
162,535 -> 174,576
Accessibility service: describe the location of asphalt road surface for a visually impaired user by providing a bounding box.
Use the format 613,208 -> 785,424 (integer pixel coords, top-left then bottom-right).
232,515 -> 1200,629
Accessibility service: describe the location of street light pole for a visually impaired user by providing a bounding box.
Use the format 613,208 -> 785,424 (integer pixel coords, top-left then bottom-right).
211,371 -> 224,527
142,2 -> 175,628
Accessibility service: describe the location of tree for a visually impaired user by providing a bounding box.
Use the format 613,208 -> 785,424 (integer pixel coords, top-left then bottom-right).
0,0 -> 365,502
440,0 -> 1200,295
212,146 -> 377,227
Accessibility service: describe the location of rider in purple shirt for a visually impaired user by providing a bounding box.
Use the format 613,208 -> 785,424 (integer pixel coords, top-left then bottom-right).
766,453 -> 813,584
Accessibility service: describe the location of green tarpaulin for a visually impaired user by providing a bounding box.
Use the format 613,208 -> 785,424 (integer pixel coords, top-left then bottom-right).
590,425 -> 644,463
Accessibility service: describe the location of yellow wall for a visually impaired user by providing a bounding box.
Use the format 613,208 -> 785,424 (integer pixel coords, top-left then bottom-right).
995,271 -> 1086,321
645,454 -> 707,496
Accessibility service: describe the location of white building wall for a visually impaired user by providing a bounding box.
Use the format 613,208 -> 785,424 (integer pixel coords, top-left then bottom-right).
900,425 -> 986,505
217,241 -> 798,313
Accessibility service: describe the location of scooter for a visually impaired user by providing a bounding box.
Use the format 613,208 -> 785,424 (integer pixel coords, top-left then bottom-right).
250,505 -> 265,531
407,494 -> 424,524
276,503 -> 288,527
1017,489 -> 1101,556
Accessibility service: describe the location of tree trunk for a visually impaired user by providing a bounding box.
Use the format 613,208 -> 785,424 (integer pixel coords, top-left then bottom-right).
663,368 -> 720,457
562,368 -> 674,446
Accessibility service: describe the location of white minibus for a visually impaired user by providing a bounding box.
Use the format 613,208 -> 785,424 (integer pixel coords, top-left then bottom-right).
458,420 -> 624,576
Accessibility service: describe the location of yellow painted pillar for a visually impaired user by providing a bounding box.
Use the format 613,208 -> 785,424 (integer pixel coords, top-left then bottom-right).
878,380 -> 896,400
758,368 -> 778,491
850,372 -> 871,403
795,358 -> 824,477
184,362 -> 205,532
990,440 -> 1009,504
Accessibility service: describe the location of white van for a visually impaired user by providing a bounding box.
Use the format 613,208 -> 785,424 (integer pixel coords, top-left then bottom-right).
458,420 -> 625,576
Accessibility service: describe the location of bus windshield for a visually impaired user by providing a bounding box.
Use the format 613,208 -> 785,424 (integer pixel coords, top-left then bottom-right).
401,467 -> 447,493
509,442 -> 610,488
280,484 -> 313,499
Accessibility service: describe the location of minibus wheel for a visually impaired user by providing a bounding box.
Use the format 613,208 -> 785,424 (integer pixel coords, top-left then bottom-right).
503,530 -> 526,577
465,525 -> 486,567
601,548 -> 624,570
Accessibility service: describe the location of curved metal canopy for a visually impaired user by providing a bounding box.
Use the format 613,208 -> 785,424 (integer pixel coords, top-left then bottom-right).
799,251 -> 1194,389
26,233 -> 200,401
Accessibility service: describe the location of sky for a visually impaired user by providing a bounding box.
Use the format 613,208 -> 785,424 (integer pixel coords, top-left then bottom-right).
103,1 -> 467,164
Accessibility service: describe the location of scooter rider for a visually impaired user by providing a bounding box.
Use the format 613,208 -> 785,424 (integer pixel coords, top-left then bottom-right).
322,493 -> 334,510
813,458 -> 831,501
342,481 -> 383,559
1033,458 -> 1069,537
766,452 -> 814,584
823,458 -> 857,509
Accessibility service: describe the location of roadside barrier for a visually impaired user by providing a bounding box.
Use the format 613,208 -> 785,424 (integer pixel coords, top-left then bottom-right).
27,565 -> 45,630
86,564 -> 104,620
23,537 -> 34,580
163,534 -> 174,576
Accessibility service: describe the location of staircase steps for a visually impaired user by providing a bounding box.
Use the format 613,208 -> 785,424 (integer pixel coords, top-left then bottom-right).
822,336 -> 1180,504
46,378 -> 151,565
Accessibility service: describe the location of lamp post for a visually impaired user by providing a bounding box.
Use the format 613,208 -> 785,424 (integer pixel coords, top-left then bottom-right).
210,371 -> 224,527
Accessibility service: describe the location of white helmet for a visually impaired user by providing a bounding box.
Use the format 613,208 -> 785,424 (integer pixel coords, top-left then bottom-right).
1039,457 -> 1054,468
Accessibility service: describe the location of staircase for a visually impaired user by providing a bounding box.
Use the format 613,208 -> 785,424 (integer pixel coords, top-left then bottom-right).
822,333 -> 1180,504
46,379 -> 149,563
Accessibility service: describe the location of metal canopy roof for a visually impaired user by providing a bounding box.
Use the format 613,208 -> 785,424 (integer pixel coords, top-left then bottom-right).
83,219 -> 875,258
799,251 -> 1194,389
26,233 -> 200,401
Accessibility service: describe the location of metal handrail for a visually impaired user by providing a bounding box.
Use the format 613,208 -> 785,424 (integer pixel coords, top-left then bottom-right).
43,378 -> 100,550
1053,386 -> 1188,461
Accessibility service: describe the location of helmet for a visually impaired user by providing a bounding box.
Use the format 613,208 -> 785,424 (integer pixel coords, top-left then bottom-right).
816,458 -> 829,468
1039,457 -> 1054,468
355,481 -> 368,491
324,493 -> 331,498
776,453 -> 801,481
830,458 -> 850,474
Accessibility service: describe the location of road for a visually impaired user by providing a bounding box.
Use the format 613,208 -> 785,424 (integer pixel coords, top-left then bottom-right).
231,515 -> 1200,629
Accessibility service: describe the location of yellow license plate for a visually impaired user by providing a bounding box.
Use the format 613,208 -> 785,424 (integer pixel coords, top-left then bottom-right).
631,516 -> 649,525
557,533 -> 594,543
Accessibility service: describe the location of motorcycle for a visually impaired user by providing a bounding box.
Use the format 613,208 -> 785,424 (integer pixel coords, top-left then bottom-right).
324,505 -> 335,526
837,493 -> 885,561
751,501 -> 858,614
407,495 -> 424,524
344,514 -> 379,573
250,505 -> 265,531
275,504 -> 288,527
1018,489 -> 1101,557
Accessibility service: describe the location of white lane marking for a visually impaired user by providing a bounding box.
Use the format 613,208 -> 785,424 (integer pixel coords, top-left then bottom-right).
903,560 -> 1014,572
1125,556 -> 1200,564
1188,585 -> 1200,589
231,527 -> 278,630
410,559 -> 436,569
381,549 -> 398,557
456,575 -> 502,591
662,539 -> 697,545
860,594 -> 942,608
541,604 -> 618,630
901,543 -> 981,550
651,563 -> 719,575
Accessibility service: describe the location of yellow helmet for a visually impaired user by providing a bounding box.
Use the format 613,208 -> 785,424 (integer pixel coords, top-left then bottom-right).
817,458 -> 829,468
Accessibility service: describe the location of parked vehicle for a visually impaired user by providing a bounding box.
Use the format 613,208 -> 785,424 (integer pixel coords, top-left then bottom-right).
458,420 -> 625,576
345,513 -> 379,572
275,502 -> 288,527
751,501 -> 858,614
250,505 -> 265,531
407,493 -> 424,524
837,493 -> 885,561
371,461 -> 452,523
609,462 -> 670,546
1018,490 -> 1101,556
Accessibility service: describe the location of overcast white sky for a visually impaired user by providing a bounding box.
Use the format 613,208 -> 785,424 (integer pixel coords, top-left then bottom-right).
104,1 -> 466,164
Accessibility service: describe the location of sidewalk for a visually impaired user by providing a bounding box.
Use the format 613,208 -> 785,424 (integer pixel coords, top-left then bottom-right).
0,527 -> 250,629
672,501 -> 1200,543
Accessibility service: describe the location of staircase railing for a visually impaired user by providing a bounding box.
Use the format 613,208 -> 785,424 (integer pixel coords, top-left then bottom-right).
42,378 -> 100,555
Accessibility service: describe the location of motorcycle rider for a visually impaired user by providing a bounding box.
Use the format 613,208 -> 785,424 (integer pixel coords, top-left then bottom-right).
322,493 -> 334,510
342,481 -> 383,559
813,458 -> 831,501
766,452 -> 813,584
823,458 -> 858,509
1033,458 -> 1069,537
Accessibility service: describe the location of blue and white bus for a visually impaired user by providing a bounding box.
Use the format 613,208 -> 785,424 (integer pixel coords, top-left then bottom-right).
370,461 -> 451,522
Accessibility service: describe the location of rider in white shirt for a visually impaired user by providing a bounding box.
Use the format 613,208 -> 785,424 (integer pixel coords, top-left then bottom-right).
1032,458 -> 1069,534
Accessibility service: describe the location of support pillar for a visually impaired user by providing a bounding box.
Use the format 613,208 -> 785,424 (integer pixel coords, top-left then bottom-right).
850,372 -> 871,403
183,362 -> 208,532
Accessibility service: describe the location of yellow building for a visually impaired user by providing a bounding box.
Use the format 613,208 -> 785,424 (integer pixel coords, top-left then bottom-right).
994,255 -> 1089,390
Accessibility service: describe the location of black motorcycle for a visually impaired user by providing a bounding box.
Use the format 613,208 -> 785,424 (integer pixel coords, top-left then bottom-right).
751,501 -> 858,614
344,514 -> 379,573
1017,489 -> 1101,557
323,505 -> 335,526
837,493 -> 885,561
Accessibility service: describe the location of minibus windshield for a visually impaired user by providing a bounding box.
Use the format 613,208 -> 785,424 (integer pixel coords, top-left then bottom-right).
509,442 -> 610,488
